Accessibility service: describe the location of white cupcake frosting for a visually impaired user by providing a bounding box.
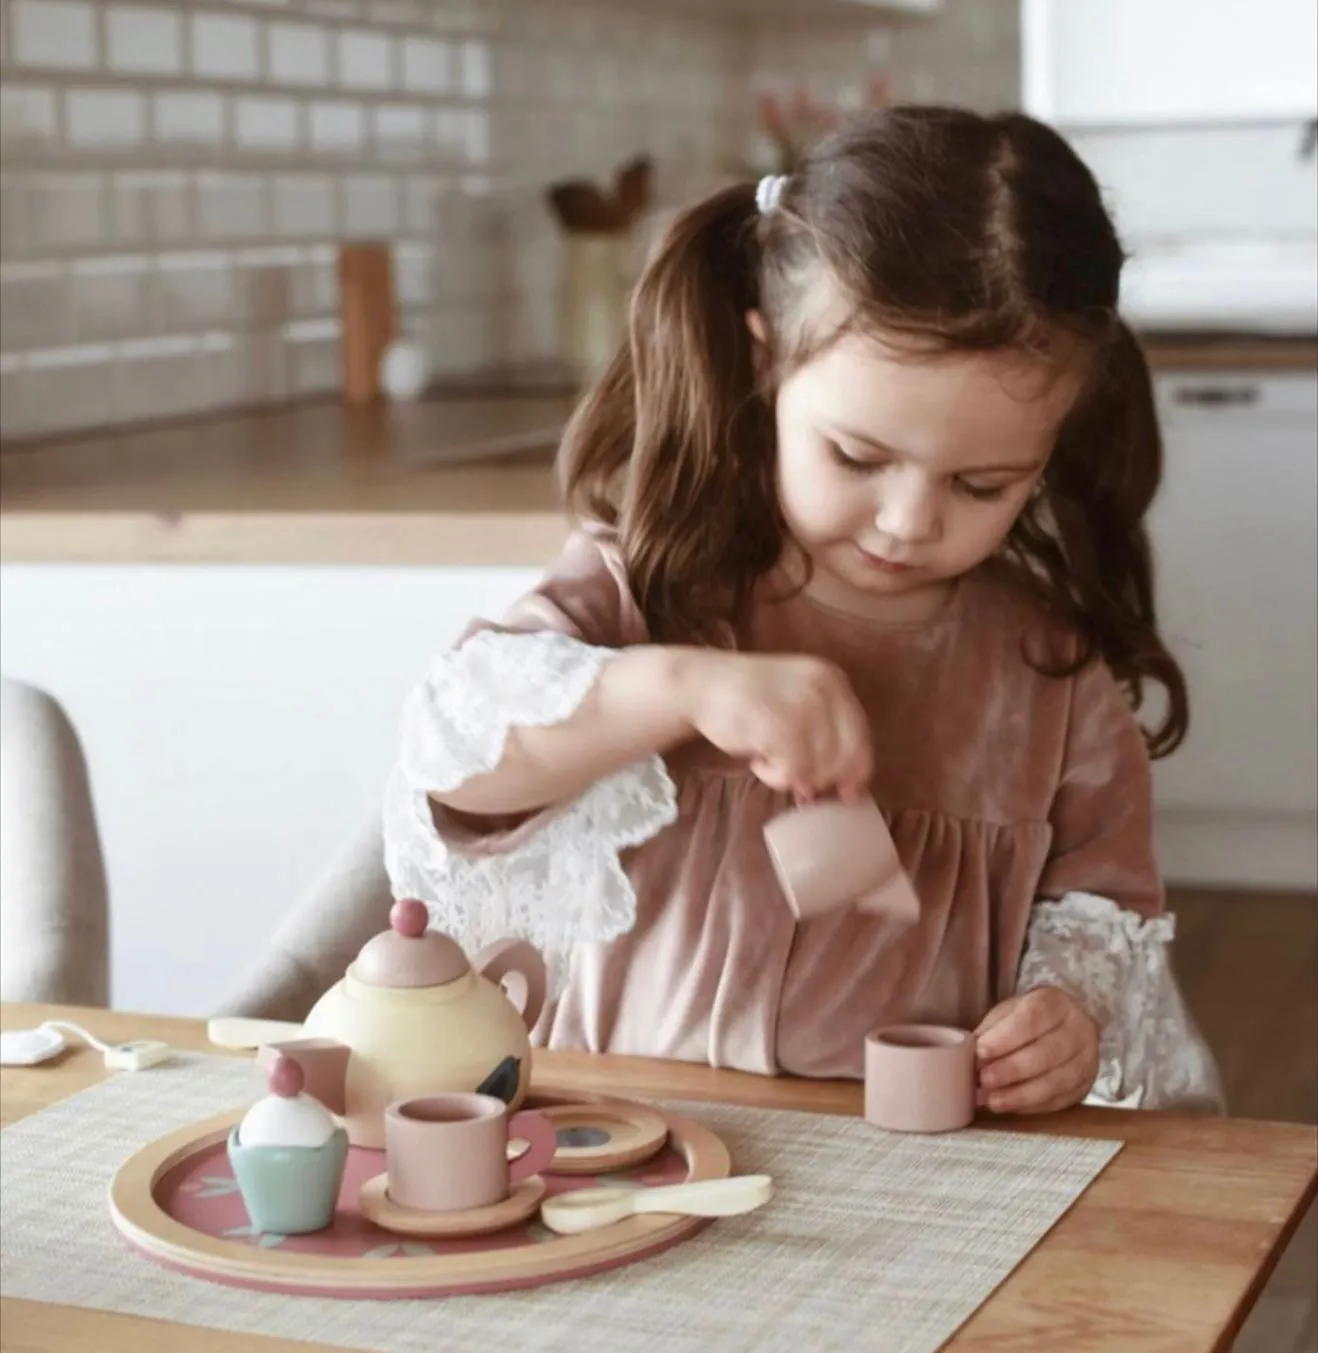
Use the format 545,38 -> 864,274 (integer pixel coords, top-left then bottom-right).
239,1087 -> 337,1148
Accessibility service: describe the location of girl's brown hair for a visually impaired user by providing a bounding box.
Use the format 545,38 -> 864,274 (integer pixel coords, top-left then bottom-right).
559,106 -> 1189,757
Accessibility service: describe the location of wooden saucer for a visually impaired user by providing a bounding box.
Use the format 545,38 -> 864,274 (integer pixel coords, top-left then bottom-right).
541,1101 -> 669,1175
357,1174 -> 547,1239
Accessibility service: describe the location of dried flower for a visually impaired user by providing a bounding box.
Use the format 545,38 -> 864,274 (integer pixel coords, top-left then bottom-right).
747,74 -> 894,175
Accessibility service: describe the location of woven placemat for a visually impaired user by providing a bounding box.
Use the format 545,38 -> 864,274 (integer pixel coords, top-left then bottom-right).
0,1053 -> 1120,1353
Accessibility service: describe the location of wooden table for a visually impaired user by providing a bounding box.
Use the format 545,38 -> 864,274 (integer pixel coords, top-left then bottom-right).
2,1003 -> 1315,1353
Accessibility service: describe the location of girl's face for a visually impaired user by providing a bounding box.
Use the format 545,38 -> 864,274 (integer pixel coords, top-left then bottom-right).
772,328 -> 1083,620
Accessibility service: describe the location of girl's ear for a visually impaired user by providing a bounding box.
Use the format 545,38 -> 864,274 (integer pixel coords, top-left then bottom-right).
746,309 -> 769,378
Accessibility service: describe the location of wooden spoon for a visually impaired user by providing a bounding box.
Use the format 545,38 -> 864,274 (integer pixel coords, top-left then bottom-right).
539,1174 -> 773,1235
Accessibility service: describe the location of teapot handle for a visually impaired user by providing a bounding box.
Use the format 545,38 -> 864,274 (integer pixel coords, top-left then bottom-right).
474,940 -> 547,1033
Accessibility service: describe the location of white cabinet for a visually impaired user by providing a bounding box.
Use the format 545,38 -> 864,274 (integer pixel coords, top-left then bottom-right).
1149,372 -> 1318,824
1023,0 -> 1318,125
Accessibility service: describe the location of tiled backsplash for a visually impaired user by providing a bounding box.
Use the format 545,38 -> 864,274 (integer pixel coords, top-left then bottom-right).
0,0 -> 1019,439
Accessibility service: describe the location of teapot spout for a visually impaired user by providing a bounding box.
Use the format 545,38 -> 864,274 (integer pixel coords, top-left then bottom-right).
257,1038 -> 350,1116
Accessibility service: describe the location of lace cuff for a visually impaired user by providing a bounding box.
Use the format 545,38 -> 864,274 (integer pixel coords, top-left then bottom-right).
1017,892 -> 1225,1113
382,630 -> 679,996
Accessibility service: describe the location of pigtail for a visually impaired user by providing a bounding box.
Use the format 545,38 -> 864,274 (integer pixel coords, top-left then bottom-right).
1008,321 -> 1189,758
558,184 -> 782,646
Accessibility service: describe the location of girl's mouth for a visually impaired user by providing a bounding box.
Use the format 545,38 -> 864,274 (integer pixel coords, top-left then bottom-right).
855,546 -> 916,575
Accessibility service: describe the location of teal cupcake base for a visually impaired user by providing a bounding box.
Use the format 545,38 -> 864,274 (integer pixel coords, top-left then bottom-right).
226,1126 -> 349,1235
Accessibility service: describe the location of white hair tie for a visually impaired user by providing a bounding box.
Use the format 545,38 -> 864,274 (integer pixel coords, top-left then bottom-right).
756,174 -> 788,214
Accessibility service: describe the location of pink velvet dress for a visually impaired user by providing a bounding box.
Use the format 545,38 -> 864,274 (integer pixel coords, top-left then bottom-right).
383,528 -> 1220,1109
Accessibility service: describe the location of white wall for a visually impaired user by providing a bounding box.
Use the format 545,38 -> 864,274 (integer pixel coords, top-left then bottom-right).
0,563 -> 538,1015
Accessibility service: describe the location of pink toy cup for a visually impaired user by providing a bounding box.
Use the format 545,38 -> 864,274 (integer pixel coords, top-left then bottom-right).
384,1092 -> 556,1212
763,796 -> 920,923
864,1024 -> 977,1133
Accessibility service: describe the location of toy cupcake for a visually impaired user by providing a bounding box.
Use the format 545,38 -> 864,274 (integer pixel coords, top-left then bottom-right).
226,1053 -> 348,1234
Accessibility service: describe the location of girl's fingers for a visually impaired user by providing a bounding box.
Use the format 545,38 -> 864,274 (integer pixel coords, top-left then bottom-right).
974,990 -> 1067,1062
973,996 -> 1021,1039
843,735 -> 873,799
981,1046 -> 1096,1115
820,712 -> 870,800
841,707 -> 873,787
749,757 -> 798,794
978,1024 -> 1078,1092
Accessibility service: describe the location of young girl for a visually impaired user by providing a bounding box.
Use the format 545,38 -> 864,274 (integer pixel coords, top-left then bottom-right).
236,107 -> 1220,1114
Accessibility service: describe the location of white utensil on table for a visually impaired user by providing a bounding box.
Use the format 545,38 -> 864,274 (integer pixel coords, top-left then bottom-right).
208,1017 -> 306,1049
539,1174 -> 773,1234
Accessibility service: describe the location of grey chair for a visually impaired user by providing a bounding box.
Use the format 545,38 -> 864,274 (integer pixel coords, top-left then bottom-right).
0,678 -> 110,1007
212,803 -> 391,1022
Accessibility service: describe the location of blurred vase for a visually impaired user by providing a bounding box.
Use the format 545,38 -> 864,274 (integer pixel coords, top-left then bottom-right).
558,234 -> 631,384
380,339 -> 428,401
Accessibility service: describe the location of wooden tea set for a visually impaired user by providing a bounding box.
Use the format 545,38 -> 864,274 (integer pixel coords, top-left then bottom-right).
108,802 -> 976,1299
108,899 -> 772,1299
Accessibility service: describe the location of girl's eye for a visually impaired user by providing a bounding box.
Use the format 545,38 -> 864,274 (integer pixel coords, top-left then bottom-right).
955,480 -> 1009,502
828,443 -> 879,474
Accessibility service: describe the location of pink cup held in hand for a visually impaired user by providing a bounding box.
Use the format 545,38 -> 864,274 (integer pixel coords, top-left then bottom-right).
384,1092 -> 557,1213
763,795 -> 920,923
864,1025 -> 977,1133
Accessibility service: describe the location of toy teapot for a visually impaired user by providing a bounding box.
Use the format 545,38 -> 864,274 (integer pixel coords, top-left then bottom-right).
253,899 -> 547,1149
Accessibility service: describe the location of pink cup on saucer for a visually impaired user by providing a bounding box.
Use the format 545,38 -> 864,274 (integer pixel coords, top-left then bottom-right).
864,1024 -> 977,1133
763,796 -> 920,923
384,1092 -> 556,1213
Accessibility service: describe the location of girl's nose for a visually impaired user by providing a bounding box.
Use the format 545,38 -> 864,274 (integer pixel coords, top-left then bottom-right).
875,474 -> 940,544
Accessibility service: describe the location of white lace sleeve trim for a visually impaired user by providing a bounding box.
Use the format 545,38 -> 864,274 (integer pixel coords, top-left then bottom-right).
1017,892 -> 1225,1113
381,630 -> 679,997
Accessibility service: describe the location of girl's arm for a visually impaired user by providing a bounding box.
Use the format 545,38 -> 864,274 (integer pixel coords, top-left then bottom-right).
429,642 -> 874,816
993,658 -> 1223,1112
431,645 -> 697,815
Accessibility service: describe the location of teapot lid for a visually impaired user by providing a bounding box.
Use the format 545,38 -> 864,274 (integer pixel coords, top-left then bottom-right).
352,899 -> 470,988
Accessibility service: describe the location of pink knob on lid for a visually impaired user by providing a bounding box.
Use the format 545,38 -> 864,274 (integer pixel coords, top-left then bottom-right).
351,899 -> 470,988
268,1054 -> 305,1099
391,899 -> 429,939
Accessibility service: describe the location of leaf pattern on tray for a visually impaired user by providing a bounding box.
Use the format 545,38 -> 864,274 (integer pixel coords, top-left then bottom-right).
362,1242 -> 434,1259
221,1224 -> 286,1248
181,1174 -> 242,1199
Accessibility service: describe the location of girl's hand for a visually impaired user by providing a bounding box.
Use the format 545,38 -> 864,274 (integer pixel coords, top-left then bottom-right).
973,986 -> 1100,1115
677,651 -> 873,802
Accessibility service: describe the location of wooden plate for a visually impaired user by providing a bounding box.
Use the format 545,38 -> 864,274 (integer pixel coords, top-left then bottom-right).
357,1173 -> 547,1238
541,1101 -> 669,1175
108,1090 -> 730,1298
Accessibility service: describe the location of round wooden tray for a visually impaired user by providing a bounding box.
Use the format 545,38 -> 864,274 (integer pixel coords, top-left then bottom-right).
108,1090 -> 730,1298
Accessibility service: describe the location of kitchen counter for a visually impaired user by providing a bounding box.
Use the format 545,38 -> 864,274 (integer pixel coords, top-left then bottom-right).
1137,333 -> 1318,372
0,394 -> 575,566
2,336 -> 1314,566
